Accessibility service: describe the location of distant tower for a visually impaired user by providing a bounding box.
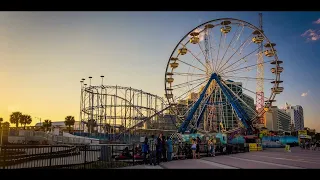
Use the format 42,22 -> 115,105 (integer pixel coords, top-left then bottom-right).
256,13 -> 265,125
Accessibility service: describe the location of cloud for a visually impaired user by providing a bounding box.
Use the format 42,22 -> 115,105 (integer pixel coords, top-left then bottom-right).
301,90 -> 310,97
313,18 -> 320,24
301,92 -> 308,97
301,29 -> 320,41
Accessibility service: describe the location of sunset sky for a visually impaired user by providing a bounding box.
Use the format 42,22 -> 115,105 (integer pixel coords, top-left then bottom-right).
1,11 -> 320,131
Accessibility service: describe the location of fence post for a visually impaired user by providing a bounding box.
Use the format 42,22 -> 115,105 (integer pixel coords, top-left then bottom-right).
49,146 -> 53,167
3,145 -> 6,169
111,145 -> 113,168
84,145 -> 87,169
132,143 -> 135,166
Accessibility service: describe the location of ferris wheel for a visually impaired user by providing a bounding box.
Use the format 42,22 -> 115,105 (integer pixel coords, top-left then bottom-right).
164,18 -> 283,135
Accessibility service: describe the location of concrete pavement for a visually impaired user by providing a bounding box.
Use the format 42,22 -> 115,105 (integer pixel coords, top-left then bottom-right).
120,147 -> 320,169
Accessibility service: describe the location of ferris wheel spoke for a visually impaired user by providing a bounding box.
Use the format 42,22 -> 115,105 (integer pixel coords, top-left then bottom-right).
218,45 -> 260,74
216,33 -> 254,73
208,31 -> 216,71
227,81 -> 270,100
215,32 -> 223,72
230,24 -> 245,49
173,72 -> 207,77
171,77 -> 206,89
198,42 -> 213,72
223,59 -> 273,75
173,79 -> 208,101
221,75 -> 274,81
176,59 -> 207,73
187,48 -> 210,72
218,24 -> 242,71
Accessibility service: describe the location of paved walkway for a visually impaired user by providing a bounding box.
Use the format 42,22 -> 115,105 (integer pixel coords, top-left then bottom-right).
121,147 -> 320,169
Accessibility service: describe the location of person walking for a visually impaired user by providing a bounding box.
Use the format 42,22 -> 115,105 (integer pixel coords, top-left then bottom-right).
166,136 -> 173,161
208,139 -> 214,157
142,137 -> 149,164
148,135 -> 157,166
191,139 -> 197,159
156,133 -> 163,164
211,139 -> 216,157
162,135 -> 167,162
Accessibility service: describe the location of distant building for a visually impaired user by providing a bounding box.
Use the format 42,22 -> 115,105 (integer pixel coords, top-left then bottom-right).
35,121 -> 82,130
265,106 -> 291,132
283,103 -> 304,131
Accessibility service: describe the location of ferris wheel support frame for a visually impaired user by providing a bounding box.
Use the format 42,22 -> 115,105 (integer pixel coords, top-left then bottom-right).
190,96 -> 211,134
178,73 -> 254,134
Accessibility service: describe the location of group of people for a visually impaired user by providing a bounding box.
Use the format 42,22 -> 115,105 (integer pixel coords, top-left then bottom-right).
141,133 -> 173,166
301,141 -> 320,150
191,137 -> 216,159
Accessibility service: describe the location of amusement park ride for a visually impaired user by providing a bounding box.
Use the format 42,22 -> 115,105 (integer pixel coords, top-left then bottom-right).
164,15 -> 283,139
78,14 -> 284,143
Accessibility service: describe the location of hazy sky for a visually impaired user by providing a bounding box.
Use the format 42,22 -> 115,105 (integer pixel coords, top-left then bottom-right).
1,11 -> 320,131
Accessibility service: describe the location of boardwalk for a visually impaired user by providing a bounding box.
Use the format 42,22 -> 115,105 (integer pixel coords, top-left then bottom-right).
121,147 -> 320,169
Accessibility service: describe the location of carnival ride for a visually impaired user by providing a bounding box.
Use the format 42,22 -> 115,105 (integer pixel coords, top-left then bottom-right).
78,77 -> 173,141
164,18 -> 283,139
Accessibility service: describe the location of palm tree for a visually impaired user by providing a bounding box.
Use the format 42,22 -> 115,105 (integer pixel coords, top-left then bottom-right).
0,117 -> 3,128
42,119 -> 52,132
64,116 -> 75,133
10,112 -> 22,128
2,122 -> 10,129
19,115 -> 26,128
20,115 -> 32,130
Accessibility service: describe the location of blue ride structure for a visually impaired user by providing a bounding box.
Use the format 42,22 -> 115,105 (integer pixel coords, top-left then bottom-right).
178,73 -> 255,135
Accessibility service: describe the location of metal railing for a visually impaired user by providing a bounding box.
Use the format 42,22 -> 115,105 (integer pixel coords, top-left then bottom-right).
0,144 -> 138,169
0,142 -> 251,169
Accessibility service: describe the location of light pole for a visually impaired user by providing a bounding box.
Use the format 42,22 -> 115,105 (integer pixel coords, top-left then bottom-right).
35,117 -> 42,131
80,79 -> 85,136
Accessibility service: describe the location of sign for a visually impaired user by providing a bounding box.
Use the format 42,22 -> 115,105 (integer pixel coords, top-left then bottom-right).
298,130 -> 307,135
299,135 -> 311,139
260,130 -> 268,136
285,145 -> 291,152
249,143 -> 257,150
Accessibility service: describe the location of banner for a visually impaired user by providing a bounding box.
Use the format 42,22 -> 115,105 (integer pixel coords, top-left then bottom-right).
298,130 -> 307,135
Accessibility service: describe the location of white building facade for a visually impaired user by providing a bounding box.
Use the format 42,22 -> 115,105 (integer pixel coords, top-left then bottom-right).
283,103 -> 304,131
265,106 -> 291,132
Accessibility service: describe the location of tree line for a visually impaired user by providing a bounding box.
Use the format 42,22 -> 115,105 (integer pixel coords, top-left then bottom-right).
0,112 -> 76,132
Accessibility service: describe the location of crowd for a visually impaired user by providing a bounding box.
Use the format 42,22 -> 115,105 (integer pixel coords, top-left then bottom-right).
140,133 -> 173,166
300,140 -> 320,150
141,133 -> 216,166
